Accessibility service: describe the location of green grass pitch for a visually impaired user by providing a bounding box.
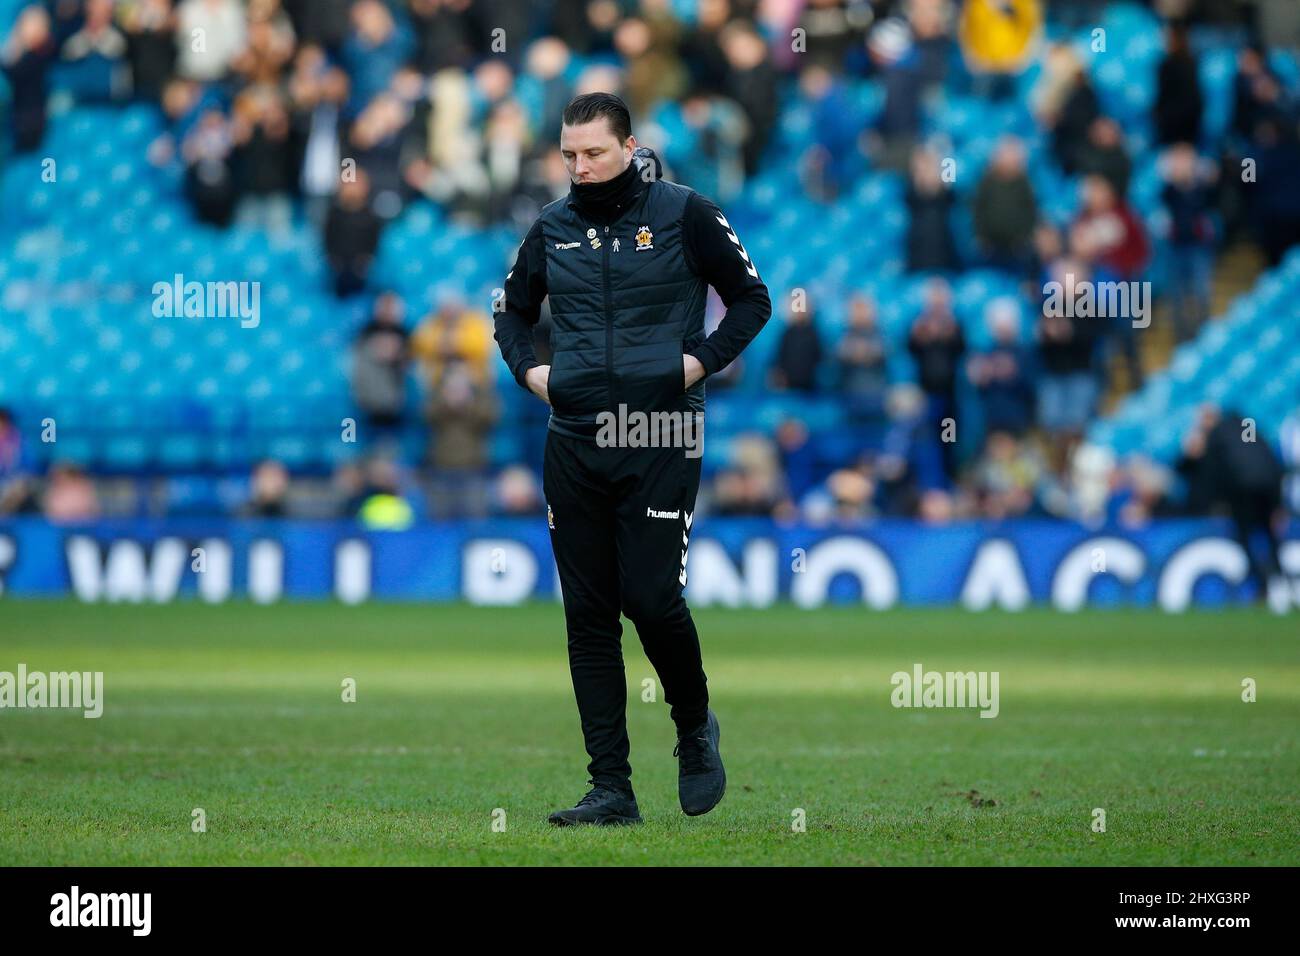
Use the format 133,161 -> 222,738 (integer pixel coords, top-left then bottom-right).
1,600 -> 1297,865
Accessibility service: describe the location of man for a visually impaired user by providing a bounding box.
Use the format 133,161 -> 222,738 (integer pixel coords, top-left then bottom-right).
1178,404 -> 1290,612
493,93 -> 771,825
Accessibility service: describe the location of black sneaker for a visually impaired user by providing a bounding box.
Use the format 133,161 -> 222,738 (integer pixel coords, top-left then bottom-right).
674,709 -> 726,816
547,782 -> 643,827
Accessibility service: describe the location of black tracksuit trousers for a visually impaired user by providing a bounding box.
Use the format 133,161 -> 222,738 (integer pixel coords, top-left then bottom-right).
542,427 -> 709,792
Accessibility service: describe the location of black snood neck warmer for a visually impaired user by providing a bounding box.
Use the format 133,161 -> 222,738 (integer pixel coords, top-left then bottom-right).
569,152 -> 648,224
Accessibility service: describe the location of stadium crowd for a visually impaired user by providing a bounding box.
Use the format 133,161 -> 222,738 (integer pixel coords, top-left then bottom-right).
2,0 -> 1299,568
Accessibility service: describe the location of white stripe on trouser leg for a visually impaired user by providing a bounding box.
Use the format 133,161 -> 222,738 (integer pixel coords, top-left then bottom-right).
679,510 -> 693,586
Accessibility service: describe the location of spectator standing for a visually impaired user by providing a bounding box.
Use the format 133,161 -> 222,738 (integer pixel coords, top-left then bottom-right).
339,0 -> 409,121
181,107 -> 238,226
2,5 -> 58,152
1177,405 -> 1289,610
907,277 -> 966,465
1033,42 -> 1098,175
1247,116 -> 1300,266
957,0 -> 1042,100
973,135 -> 1038,273
836,294 -> 888,420
427,361 -> 499,518
1075,116 -> 1131,199
1035,273 -> 1099,439
1154,21 -> 1203,147
61,0 -> 131,102
1072,175 -> 1149,281
351,292 -> 411,439
1160,143 -> 1218,342
288,43 -> 349,228
120,0 -> 177,103
1071,174 -> 1149,388
231,87 -> 295,238
905,145 -> 959,272
324,169 -> 383,297
412,297 -> 493,387
799,63 -> 862,202
719,20 -> 777,177
769,303 -> 824,393
968,298 -> 1034,436
867,18 -> 923,173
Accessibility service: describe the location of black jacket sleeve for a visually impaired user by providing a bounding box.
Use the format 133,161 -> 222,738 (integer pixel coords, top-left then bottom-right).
681,191 -> 772,378
493,217 -> 548,391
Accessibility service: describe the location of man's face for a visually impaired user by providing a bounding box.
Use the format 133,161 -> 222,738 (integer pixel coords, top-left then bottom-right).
560,118 -> 634,184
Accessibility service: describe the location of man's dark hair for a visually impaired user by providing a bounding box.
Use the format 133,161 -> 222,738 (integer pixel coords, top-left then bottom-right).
562,92 -> 632,143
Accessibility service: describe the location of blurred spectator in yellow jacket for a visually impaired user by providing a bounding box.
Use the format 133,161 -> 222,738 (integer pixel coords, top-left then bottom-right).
411,295 -> 493,387
959,0 -> 1042,96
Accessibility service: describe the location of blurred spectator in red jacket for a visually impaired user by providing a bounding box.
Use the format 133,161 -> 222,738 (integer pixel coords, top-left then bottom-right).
1072,174 -> 1149,281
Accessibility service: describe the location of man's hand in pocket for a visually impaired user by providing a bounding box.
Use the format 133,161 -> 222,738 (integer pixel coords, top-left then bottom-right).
683,354 -> 706,389
525,364 -> 551,404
